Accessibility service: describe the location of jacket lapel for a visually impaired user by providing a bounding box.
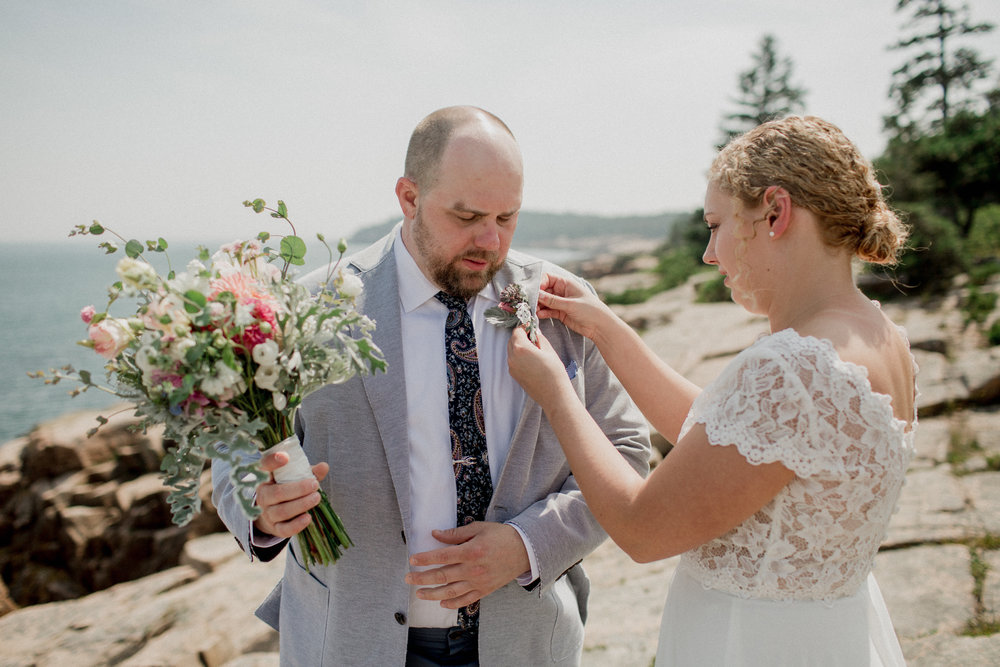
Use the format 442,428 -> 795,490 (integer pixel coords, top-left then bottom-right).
489,257 -> 545,500
352,230 -> 412,530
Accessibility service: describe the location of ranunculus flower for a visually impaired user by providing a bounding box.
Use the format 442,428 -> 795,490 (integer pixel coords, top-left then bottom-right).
88,318 -> 135,359
252,339 -> 280,367
80,305 -> 96,324
254,364 -> 280,391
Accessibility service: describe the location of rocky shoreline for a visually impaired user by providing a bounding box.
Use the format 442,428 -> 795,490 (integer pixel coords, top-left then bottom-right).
1,268 -> 998,666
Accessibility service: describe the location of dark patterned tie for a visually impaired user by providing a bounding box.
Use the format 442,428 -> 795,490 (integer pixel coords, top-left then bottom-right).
435,291 -> 493,630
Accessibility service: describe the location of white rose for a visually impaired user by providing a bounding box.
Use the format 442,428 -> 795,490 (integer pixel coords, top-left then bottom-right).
115,257 -> 159,293
272,392 -> 287,411
337,270 -> 364,298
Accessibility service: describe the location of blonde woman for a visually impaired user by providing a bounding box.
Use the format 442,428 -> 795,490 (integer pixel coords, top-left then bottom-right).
508,116 -> 915,665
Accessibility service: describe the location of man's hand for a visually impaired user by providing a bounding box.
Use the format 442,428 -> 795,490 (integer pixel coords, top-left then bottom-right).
404,522 -> 531,608
253,450 -> 329,539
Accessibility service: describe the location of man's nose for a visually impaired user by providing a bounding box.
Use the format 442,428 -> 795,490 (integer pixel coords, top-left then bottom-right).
474,221 -> 501,250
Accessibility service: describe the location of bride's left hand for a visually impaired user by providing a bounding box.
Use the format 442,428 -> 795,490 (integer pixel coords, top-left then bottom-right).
507,327 -> 573,408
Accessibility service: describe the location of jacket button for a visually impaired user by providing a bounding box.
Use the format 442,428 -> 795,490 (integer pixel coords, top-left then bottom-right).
394,612 -> 407,625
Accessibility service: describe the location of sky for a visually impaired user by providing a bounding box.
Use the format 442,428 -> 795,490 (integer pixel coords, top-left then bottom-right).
3,0 -> 999,246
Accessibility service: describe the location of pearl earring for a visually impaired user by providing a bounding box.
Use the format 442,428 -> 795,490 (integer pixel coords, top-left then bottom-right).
768,231 -> 775,238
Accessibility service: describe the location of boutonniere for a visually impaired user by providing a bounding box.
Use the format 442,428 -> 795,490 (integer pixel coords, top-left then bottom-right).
485,283 -> 539,343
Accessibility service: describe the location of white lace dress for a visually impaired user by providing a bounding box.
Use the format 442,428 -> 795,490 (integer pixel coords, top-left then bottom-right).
656,329 -> 915,666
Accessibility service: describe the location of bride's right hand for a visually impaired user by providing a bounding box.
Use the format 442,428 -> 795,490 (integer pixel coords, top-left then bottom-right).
537,273 -> 613,341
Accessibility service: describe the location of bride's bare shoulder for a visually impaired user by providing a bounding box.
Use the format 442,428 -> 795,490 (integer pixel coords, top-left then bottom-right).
798,304 -> 915,423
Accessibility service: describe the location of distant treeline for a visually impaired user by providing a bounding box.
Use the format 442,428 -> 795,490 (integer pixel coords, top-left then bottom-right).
348,211 -> 687,246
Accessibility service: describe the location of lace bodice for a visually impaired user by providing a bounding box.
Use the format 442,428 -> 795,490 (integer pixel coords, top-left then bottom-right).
678,329 -> 916,602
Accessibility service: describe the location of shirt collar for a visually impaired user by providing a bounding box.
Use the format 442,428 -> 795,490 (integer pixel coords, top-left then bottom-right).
393,225 -> 499,313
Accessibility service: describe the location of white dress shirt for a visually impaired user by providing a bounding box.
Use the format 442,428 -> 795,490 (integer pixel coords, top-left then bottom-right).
393,228 -> 538,628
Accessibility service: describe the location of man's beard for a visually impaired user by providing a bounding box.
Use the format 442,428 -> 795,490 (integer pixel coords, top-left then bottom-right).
412,210 -> 503,300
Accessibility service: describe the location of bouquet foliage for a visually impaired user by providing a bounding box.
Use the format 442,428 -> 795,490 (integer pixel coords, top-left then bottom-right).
32,199 -> 385,567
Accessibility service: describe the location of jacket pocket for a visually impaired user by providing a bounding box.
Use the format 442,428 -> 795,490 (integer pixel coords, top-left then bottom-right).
548,574 -> 585,662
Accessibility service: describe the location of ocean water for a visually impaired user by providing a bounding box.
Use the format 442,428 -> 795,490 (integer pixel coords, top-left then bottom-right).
0,240 -> 584,445
1,241 -> 224,445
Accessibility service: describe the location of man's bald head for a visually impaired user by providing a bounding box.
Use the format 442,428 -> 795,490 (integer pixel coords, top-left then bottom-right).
404,106 -> 517,191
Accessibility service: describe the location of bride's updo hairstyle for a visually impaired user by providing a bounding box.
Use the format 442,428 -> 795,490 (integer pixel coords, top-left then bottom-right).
709,116 -> 908,265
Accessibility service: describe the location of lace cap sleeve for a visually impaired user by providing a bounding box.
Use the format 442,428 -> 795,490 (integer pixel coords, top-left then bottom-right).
681,332 -> 846,477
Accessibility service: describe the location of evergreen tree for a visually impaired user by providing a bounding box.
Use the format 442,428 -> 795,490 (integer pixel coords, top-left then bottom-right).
886,0 -> 994,135
718,34 -> 806,147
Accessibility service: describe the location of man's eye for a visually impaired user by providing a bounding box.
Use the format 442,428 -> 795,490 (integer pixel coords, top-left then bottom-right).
707,224 -> 720,233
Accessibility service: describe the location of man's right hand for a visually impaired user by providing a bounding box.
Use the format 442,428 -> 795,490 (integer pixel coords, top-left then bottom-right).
253,451 -> 330,538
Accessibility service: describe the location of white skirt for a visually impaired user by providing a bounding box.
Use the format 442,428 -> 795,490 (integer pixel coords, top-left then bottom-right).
656,564 -> 906,666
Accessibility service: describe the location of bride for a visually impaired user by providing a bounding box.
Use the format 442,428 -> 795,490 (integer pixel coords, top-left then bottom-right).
507,116 -> 915,665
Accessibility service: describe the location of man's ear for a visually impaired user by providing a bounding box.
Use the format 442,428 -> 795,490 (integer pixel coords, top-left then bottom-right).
763,185 -> 792,238
395,177 -> 419,219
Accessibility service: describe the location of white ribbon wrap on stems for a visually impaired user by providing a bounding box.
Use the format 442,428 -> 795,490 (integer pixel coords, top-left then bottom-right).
262,435 -> 314,483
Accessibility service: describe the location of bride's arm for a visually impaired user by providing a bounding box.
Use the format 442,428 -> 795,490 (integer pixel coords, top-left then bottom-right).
508,327 -> 793,562
535,274 -> 700,443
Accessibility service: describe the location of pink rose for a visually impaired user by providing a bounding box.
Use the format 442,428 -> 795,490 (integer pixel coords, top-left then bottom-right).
88,318 -> 134,359
80,305 -> 96,324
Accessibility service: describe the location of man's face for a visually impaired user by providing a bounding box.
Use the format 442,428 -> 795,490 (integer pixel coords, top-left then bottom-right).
402,131 -> 523,299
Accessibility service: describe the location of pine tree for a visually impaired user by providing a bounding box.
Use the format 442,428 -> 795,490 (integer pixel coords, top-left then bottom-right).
718,34 -> 806,147
886,0 -> 994,135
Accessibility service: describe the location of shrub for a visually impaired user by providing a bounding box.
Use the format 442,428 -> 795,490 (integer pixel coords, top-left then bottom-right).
696,274 -> 731,303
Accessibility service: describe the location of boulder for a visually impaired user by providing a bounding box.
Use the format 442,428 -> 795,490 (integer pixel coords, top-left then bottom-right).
0,410 -> 223,612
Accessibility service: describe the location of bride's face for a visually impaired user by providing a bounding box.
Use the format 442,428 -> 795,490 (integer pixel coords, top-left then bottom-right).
702,182 -> 769,313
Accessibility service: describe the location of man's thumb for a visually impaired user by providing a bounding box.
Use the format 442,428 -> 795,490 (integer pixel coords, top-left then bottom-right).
432,524 -> 476,544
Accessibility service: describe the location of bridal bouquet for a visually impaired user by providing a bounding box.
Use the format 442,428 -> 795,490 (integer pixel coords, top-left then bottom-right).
32,199 -> 385,568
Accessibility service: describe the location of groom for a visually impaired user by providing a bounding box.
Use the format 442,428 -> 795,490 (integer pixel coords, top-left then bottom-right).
212,105 -> 650,666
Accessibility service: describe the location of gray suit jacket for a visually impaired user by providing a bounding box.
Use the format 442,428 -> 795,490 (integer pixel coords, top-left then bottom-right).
213,227 -> 650,666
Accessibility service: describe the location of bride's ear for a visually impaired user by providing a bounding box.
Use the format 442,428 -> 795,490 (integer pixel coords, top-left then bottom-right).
763,186 -> 792,239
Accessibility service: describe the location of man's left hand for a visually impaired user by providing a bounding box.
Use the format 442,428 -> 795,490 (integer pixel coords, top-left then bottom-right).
405,521 -> 531,608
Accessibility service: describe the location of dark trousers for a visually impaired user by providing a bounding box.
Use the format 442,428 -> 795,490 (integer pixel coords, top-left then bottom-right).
405,626 -> 479,667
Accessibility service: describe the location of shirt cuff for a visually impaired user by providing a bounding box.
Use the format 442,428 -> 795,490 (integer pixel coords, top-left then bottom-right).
249,521 -> 285,548
508,522 -> 540,586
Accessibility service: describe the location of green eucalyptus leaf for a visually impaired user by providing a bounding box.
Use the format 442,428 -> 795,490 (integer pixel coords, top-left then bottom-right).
183,290 -> 207,313
280,235 -> 307,266
277,200 -> 287,218
252,199 -> 265,213
125,240 -> 143,258
89,222 -> 105,235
